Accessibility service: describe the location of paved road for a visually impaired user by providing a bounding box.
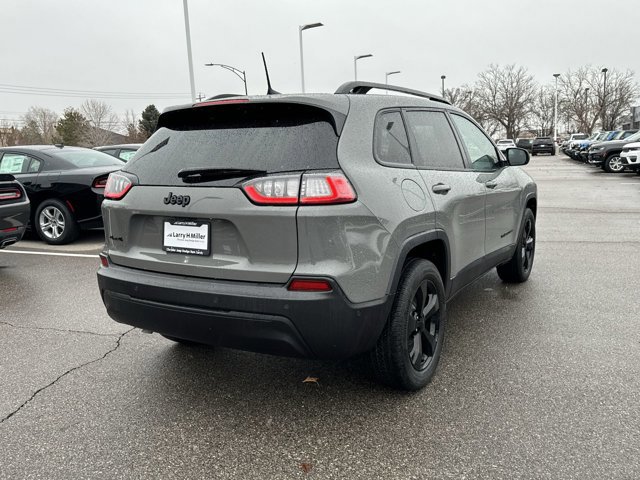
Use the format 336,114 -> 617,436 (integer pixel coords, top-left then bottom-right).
1,155 -> 639,479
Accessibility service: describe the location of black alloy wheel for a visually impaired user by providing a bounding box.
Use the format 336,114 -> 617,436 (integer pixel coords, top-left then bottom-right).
407,280 -> 441,371
370,259 -> 446,390
496,208 -> 536,283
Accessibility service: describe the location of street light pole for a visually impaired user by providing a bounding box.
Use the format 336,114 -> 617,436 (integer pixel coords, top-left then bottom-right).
385,71 -> 401,94
354,54 -> 373,81
182,0 -> 196,103
441,75 -> 446,97
205,62 -> 248,95
298,22 -> 324,93
553,73 -> 560,143
601,67 -> 608,130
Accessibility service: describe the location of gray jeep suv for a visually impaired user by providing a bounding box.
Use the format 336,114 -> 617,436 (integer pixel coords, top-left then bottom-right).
97,82 -> 537,390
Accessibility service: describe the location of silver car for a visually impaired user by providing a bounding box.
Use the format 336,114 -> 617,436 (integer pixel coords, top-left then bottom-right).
97,82 -> 537,390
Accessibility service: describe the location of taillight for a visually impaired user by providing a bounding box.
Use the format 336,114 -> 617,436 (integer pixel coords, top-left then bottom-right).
242,174 -> 300,205
241,171 -> 356,206
99,253 -> 109,268
288,278 -> 333,292
104,172 -> 134,200
93,176 -> 108,188
0,187 -> 22,201
300,173 -> 356,205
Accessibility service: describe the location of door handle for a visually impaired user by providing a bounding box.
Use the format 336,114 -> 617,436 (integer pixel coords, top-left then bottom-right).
486,180 -> 498,189
431,183 -> 451,194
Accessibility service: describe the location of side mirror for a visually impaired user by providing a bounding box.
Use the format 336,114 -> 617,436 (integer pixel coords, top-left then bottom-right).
506,147 -> 529,166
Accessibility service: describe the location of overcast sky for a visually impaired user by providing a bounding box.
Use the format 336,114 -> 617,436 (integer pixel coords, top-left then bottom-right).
1,0 -> 638,127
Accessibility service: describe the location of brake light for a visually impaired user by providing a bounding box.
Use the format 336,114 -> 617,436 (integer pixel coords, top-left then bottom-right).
93,176 -> 108,188
99,253 -> 109,268
104,172 -> 133,200
288,279 -> 333,292
0,188 -> 22,201
241,172 -> 356,206
194,99 -> 250,107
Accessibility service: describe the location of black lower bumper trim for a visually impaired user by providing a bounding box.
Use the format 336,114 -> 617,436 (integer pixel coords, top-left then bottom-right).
98,264 -> 393,360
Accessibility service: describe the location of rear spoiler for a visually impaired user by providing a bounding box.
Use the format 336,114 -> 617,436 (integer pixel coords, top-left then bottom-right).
159,96 -> 350,136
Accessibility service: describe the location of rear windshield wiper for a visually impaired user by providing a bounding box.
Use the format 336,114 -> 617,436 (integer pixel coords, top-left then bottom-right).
178,167 -> 267,183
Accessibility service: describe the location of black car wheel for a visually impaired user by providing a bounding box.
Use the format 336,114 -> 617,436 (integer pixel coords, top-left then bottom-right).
370,259 -> 446,391
603,154 -> 625,173
497,208 -> 535,283
34,199 -> 79,245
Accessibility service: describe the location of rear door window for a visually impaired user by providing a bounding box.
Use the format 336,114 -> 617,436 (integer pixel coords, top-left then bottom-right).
126,103 -> 340,186
404,110 -> 465,169
374,111 -> 412,165
0,154 -> 32,174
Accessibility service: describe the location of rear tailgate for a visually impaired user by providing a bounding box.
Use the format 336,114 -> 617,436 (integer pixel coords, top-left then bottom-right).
103,100 -> 346,284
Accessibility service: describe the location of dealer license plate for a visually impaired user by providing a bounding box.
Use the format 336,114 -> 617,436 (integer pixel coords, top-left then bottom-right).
163,220 -> 210,256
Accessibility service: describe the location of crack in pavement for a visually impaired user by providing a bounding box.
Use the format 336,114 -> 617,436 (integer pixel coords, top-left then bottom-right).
0,327 -> 135,425
0,320 -> 121,338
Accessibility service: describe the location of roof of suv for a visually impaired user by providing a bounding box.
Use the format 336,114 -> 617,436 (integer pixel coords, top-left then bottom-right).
161,82 -> 457,119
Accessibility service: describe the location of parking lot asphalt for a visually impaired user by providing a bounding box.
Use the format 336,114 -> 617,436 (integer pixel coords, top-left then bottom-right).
1,155 -> 639,479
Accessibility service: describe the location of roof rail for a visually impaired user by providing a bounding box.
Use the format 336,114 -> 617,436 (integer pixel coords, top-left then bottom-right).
334,81 -> 451,105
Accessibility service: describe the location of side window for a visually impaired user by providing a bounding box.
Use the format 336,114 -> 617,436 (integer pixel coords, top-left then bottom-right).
405,111 -> 465,169
27,158 -> 42,173
451,115 -> 500,172
374,111 -> 412,165
0,154 -> 31,174
101,149 -> 118,157
118,149 -> 137,162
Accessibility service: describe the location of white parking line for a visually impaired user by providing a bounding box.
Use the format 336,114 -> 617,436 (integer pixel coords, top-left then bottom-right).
0,250 -> 97,258
620,183 -> 640,185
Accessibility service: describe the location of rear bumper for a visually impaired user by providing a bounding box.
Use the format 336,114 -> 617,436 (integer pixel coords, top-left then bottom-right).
97,263 -> 392,360
0,201 -> 30,248
532,146 -> 555,154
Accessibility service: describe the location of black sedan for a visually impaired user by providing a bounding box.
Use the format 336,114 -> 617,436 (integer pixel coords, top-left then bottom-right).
94,143 -> 142,162
0,174 -> 30,249
0,146 -> 122,245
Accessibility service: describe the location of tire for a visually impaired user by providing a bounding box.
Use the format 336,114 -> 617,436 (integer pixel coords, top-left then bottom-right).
603,154 -> 625,173
370,259 -> 446,391
34,199 -> 79,245
497,208 -> 536,283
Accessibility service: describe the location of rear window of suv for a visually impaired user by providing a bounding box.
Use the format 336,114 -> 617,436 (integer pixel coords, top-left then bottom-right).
126,103 -> 340,186
533,137 -> 552,144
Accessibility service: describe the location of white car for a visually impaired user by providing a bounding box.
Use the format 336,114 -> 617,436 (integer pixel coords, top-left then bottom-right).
620,142 -> 640,172
496,139 -> 516,152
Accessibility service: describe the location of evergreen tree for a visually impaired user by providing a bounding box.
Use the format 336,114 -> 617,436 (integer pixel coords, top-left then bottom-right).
139,104 -> 160,139
55,108 -> 89,146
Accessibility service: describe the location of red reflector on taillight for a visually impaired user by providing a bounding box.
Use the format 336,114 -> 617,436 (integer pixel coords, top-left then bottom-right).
288,279 -> 333,292
93,176 -> 108,188
104,173 -> 133,200
99,253 -> 109,268
0,188 -> 22,201
300,173 -> 356,205
194,99 -> 250,107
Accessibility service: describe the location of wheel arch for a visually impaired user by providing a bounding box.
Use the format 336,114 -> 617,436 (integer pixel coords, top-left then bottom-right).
387,230 -> 451,298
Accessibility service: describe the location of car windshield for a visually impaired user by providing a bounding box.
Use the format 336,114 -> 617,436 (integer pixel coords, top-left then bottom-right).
497,140 -> 513,144
53,149 -> 124,168
573,134 -> 588,140
623,131 -> 640,143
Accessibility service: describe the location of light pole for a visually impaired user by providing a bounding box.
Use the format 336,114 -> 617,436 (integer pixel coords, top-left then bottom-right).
182,0 -> 196,102
440,75 -> 446,97
205,62 -> 248,95
601,67 -> 608,130
553,73 -> 560,143
385,70 -> 401,89
354,54 -> 373,81
299,22 -> 323,93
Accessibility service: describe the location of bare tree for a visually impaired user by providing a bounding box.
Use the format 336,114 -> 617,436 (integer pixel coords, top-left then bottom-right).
473,64 -> 537,139
530,85 -> 555,136
560,66 -> 638,132
81,99 -> 120,146
444,85 -> 501,137
0,120 -> 21,147
123,109 -> 143,142
20,106 -> 58,144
